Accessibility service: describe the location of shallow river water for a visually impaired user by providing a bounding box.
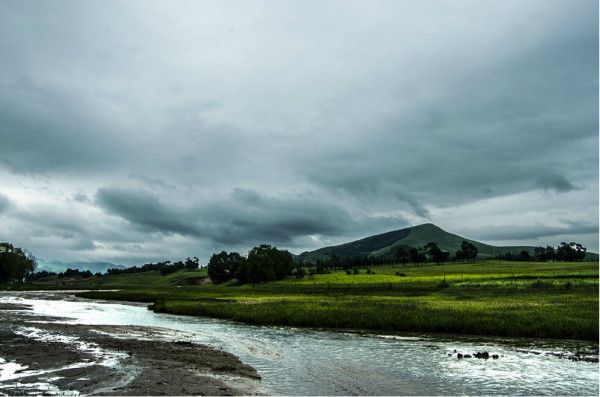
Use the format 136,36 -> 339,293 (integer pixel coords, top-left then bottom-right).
0,291 -> 598,396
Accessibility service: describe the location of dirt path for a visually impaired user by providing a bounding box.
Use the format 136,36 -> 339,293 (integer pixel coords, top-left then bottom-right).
0,301 -> 262,395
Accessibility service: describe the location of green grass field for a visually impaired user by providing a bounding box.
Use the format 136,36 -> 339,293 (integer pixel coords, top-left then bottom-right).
65,260 -> 599,340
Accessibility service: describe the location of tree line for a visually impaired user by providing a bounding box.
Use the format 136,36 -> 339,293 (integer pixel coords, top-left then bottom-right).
495,242 -> 587,262
2,238 -> 591,286
29,268 -> 98,281
207,241 -> 478,284
28,258 -> 202,281
106,257 -> 200,276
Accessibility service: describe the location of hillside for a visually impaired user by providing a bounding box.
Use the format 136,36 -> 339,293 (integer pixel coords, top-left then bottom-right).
295,223 -> 597,263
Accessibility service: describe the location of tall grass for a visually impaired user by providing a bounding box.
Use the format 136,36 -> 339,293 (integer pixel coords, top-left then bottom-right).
47,260 -> 599,340
147,293 -> 597,340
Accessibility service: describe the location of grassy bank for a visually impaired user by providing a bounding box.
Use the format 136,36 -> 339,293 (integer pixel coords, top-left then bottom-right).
73,260 -> 599,340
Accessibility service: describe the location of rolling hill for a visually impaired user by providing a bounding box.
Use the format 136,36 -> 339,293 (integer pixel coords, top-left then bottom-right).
295,223 -> 597,263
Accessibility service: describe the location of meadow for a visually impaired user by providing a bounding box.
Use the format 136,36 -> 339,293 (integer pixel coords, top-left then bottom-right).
66,260 -> 599,340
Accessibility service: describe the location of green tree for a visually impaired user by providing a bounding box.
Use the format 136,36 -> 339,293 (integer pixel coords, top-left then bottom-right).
395,247 -> 410,264
460,241 -> 478,262
0,243 -> 37,284
409,247 -> 426,264
517,250 -> 531,261
556,242 -> 586,261
237,245 -> 293,285
545,245 -> 556,261
534,246 -> 546,261
208,251 -> 245,284
424,242 -> 449,264
184,257 -> 200,270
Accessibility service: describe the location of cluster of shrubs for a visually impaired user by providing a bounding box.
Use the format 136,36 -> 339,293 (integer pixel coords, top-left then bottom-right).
59,268 -> 95,278
293,267 -> 330,278
342,268 -> 378,275
29,270 -> 58,281
529,279 -> 574,290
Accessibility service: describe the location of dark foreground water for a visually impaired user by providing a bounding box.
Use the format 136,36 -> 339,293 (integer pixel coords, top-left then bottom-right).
0,291 -> 598,396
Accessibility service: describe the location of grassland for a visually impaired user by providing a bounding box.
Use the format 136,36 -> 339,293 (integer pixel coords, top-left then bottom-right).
61,260 -> 599,341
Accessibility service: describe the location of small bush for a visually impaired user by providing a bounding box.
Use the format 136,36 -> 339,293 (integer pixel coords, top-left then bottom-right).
353,268 -> 360,275
293,268 -> 306,279
563,281 -> 573,290
345,269 -> 352,275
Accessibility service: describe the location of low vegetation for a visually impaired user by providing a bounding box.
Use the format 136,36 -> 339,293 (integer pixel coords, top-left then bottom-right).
3,235 -> 597,341
73,260 -> 598,341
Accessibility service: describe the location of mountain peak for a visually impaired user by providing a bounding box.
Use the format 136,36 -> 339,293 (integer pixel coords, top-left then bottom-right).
410,223 -> 440,230
295,223 -> 542,263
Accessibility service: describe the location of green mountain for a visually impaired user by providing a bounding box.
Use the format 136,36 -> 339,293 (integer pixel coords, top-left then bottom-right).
295,223 -> 597,263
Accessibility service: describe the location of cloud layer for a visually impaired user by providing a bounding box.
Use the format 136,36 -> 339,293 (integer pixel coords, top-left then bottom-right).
0,0 -> 597,263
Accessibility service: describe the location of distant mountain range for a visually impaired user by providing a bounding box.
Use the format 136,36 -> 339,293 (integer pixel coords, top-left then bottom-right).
36,259 -> 125,274
295,223 -> 598,263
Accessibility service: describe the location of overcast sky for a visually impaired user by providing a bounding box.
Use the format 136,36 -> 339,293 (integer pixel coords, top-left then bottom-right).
0,0 -> 597,264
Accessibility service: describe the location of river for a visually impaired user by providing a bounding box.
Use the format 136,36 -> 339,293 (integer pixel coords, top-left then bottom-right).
0,291 -> 598,395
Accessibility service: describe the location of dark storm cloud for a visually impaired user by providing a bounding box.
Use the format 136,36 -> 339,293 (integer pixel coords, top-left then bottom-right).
198,188 -> 407,245
200,188 -> 352,244
536,173 -> 576,193
95,186 -> 408,246
96,187 -> 201,236
464,222 -> 598,241
0,193 -> 11,213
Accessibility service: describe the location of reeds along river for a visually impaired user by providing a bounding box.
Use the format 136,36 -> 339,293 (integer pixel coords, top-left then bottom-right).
1,291 -> 598,396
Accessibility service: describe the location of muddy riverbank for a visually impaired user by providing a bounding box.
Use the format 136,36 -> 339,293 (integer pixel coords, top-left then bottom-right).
0,299 -> 261,395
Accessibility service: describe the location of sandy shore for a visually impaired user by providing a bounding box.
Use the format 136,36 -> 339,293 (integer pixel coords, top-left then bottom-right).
0,300 -> 262,395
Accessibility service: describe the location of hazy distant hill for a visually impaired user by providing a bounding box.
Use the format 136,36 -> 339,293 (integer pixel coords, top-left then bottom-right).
36,260 -> 124,274
296,223 -> 598,263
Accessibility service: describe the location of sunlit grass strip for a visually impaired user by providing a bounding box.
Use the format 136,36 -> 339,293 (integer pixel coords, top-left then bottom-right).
71,260 -> 599,341
147,293 -> 597,340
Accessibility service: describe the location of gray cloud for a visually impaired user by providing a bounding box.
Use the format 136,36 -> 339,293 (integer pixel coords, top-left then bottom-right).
0,0 -> 597,262
0,81 -> 127,174
95,186 -> 408,248
463,222 -> 598,242
96,187 -> 201,236
0,193 -> 11,213
201,188 -> 408,245
536,173 -> 576,193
